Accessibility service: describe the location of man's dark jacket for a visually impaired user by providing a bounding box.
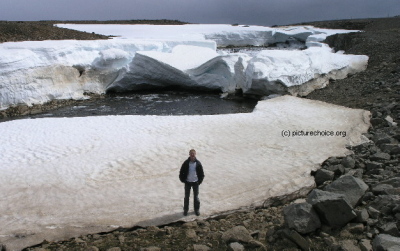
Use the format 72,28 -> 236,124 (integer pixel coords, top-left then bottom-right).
179,158 -> 205,184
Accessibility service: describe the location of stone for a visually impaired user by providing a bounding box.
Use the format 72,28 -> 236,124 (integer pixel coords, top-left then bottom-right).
373,133 -> 393,145
338,239 -> 361,251
324,175 -> 368,207
370,118 -> 386,127
380,177 -> 400,188
87,247 -> 99,251
107,248 -> 122,251
379,222 -> 400,237
283,202 -> 321,234
281,229 -> 310,251
186,229 -> 197,239
372,184 -> 394,195
228,242 -> 245,251
385,116 -> 398,127
315,169 -> 335,186
370,195 -> 400,215
307,189 -> 356,228
183,221 -> 198,228
326,164 -> 345,176
370,152 -> 391,161
359,239 -> 372,251
368,206 -> 381,219
342,156 -> 356,169
344,223 -> 364,234
372,234 -> 400,251
380,144 -> 400,154
366,161 -> 384,171
193,244 -> 210,251
354,208 -> 369,223
140,247 -> 161,251
222,226 -> 253,244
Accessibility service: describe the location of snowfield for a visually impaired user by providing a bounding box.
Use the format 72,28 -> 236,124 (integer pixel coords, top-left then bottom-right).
0,96 -> 370,249
0,24 -> 368,110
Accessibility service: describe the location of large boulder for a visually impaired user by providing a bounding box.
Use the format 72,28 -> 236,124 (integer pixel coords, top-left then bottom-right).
324,175 -> 368,207
372,234 -> 400,251
283,202 -> 321,234
306,189 -> 356,228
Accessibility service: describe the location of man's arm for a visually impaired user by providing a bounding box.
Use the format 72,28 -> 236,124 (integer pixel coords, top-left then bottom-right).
179,161 -> 186,183
197,161 -> 205,184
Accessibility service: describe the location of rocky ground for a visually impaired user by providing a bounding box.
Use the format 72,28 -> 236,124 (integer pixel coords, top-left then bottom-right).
0,20 -> 187,43
0,17 -> 399,250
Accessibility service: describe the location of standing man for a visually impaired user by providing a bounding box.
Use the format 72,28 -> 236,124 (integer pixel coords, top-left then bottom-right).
179,149 -> 204,216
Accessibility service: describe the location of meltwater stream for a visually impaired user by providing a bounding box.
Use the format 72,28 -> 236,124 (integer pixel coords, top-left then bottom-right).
1,91 -> 258,122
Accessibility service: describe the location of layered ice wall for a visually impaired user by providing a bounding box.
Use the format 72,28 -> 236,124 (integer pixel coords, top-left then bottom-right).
0,24 -> 368,110
0,39 -> 216,110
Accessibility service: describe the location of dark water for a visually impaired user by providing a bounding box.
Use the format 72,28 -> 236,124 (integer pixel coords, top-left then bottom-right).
3,91 -> 258,122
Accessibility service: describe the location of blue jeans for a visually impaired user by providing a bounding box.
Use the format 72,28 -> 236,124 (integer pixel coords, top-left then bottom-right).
184,182 -> 200,212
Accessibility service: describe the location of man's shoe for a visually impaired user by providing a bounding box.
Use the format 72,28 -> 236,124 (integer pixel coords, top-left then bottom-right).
183,211 -> 188,216
195,211 -> 200,216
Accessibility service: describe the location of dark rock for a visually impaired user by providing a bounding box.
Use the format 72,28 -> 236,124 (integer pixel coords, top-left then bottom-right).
359,239 -> 372,251
362,192 -> 376,202
228,242 -> 245,251
306,189 -> 356,228
315,169 -> 335,186
338,239 -> 361,251
380,177 -> 400,188
370,152 -> 391,161
326,164 -> 345,176
324,157 -> 342,166
222,226 -> 253,244
368,206 -> 381,219
354,208 -> 369,223
372,234 -> 400,251
370,195 -> 400,215
193,244 -> 210,251
366,161 -> 384,171
379,222 -> 400,237
281,229 -> 310,251
380,144 -> 400,154
342,155 -> 356,169
373,133 -> 393,145
283,202 -> 321,234
370,118 -> 386,127
344,169 -> 364,179
324,175 -> 369,207
343,223 -> 364,234
372,184 -> 395,195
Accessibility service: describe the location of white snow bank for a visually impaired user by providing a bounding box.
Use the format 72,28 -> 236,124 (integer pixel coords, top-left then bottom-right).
0,95 -> 370,250
243,46 -> 368,96
0,40 -> 216,110
0,24 -> 366,110
57,24 -> 359,47
109,44 -> 367,95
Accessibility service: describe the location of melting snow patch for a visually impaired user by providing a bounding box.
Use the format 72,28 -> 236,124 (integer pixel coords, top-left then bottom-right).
0,95 -> 370,250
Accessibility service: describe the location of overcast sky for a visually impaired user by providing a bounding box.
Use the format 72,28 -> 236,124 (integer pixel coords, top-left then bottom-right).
2,0 -> 399,26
